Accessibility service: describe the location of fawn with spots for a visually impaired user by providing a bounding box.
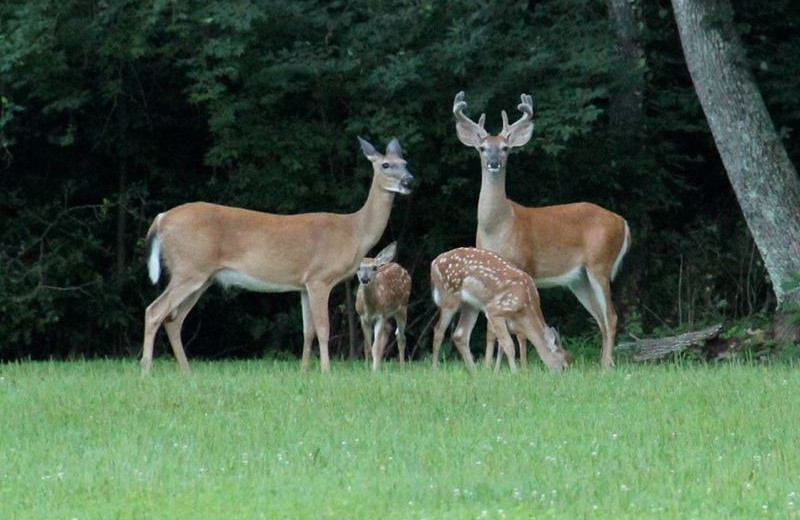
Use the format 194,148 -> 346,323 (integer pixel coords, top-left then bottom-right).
355,242 -> 411,371
430,247 -> 569,373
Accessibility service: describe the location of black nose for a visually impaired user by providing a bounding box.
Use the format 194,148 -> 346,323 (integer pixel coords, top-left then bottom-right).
488,162 -> 501,170
360,277 -> 370,284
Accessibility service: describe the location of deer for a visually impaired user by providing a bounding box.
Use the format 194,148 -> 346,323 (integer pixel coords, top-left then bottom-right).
453,91 -> 631,369
354,242 -> 412,371
430,247 -> 569,373
141,136 -> 413,374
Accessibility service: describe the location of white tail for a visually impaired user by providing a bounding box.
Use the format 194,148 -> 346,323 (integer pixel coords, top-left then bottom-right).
140,137 -> 414,373
430,247 -> 570,373
145,214 -> 163,284
454,92 -> 630,369
354,242 -> 412,371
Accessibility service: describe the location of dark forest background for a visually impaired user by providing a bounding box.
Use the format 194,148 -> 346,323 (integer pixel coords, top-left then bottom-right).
1,0 -> 798,362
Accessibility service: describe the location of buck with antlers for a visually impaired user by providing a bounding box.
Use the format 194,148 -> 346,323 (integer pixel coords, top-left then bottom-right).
355,242 -> 411,371
141,137 -> 413,373
453,92 -> 631,369
430,247 -> 569,373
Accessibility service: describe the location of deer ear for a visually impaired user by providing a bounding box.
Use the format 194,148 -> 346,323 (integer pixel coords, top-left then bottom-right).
506,122 -> 533,148
358,136 -> 379,160
456,124 -> 483,147
374,242 -> 397,265
544,326 -> 561,351
385,138 -> 403,157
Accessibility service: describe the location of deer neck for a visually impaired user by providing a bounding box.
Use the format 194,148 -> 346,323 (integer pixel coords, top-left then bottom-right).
477,167 -> 513,234
353,176 -> 396,258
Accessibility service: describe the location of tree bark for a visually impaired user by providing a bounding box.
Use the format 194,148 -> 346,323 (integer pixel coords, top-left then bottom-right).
670,0 -> 800,315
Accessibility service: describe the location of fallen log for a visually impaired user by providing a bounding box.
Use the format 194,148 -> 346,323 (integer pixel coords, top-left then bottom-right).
616,323 -> 723,361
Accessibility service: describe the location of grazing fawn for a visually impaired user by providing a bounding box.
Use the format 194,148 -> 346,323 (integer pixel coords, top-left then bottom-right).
430,247 -> 569,373
355,242 -> 412,371
141,137 -> 413,373
453,91 -> 630,369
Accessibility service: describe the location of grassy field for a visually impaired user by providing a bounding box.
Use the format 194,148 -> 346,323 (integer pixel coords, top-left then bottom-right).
1,357 -> 799,519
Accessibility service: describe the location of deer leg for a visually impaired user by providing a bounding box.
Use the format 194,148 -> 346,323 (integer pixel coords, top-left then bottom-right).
371,317 -> 387,371
489,316 -> 517,373
359,316 -> 373,365
516,333 -> 528,370
492,329 -> 521,372
484,319 -> 497,368
586,269 -> 617,370
142,278 -> 206,374
395,309 -> 407,365
300,291 -> 317,371
432,306 -> 457,368
162,281 -> 211,373
568,272 -> 611,369
451,306 -> 479,374
306,282 -> 333,373
494,340 -> 503,372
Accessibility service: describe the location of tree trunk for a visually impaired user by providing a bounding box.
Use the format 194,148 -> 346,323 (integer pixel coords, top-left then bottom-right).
670,0 -> 800,319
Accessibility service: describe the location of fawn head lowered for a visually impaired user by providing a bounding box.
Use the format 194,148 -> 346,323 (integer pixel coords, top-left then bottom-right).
453,91 -> 534,174
358,136 -> 415,194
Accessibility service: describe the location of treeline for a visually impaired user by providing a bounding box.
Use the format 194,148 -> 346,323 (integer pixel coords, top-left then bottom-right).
1,0 -> 798,361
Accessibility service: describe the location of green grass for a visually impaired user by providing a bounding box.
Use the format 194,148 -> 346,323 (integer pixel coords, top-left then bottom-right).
1,358 -> 799,519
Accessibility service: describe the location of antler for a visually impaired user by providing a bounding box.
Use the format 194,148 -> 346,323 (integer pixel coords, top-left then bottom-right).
453,91 -> 488,143
500,93 -> 534,139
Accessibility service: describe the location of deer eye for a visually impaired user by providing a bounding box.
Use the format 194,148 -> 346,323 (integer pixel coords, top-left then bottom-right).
479,146 -> 487,152
500,145 -> 509,152
382,162 -> 390,169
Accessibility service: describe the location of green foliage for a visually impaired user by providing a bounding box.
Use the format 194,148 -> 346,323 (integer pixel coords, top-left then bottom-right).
0,0 -> 796,359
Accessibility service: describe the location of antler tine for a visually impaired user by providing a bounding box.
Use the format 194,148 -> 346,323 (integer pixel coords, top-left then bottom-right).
518,93 -> 534,118
501,93 -> 534,138
453,91 -> 487,138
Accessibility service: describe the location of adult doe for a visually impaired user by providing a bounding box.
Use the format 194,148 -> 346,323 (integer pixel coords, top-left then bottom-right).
142,137 -> 413,373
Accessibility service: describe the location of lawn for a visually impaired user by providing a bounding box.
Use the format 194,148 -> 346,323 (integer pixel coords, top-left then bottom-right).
1,358 -> 798,519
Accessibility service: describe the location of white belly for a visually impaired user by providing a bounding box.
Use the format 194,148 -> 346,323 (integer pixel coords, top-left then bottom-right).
534,265 -> 583,288
214,268 -> 302,293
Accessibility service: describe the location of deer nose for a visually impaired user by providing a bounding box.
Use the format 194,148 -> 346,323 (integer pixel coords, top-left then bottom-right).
400,171 -> 415,192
